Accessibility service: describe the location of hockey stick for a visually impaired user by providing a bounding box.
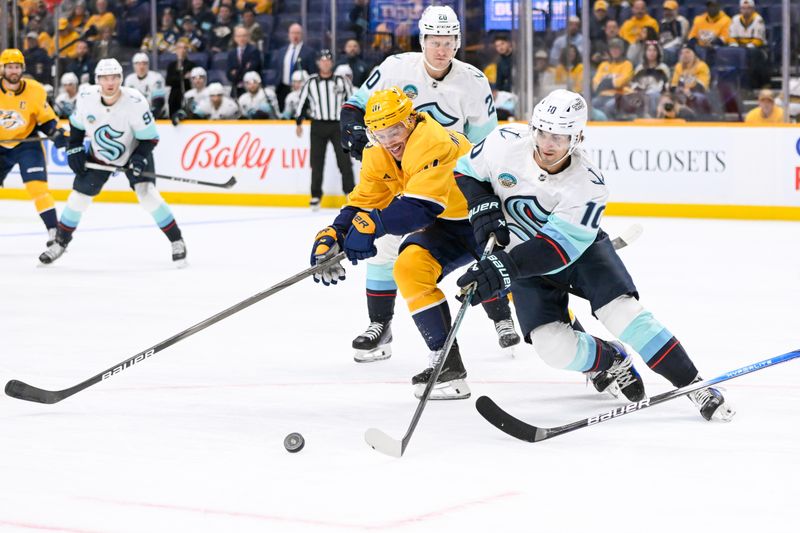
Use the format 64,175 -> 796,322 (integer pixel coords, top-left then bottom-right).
4,252 -> 346,404
610,223 -> 642,250
0,135 -> 55,145
85,162 -> 237,189
476,348 -> 800,443
365,235 -> 497,458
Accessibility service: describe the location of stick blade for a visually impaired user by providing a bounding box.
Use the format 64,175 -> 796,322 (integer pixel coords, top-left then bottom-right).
223,176 -> 237,188
475,396 -> 544,442
5,379 -> 61,404
364,428 -> 403,457
614,223 -> 643,249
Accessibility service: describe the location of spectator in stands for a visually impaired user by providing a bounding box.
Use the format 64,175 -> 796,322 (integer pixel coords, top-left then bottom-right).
592,18 -> 624,67
22,31 -> 52,84
671,45 -> 711,115
184,0 -> 216,36
659,0 -> 689,65
236,0 -> 272,15
238,71 -> 279,119
632,42 -> 671,116
550,16 -> 584,66
84,0 -> 116,40
195,82 -> 240,119
729,0 -> 768,89
744,88 -> 784,123
55,72 -> 79,117
69,1 -> 90,33
166,40 -> 198,122
227,25 -> 262,97
92,25 -> 120,61
179,16 -> 206,52
590,1 -> 611,43
271,23 -> 317,109
627,26 -> 659,66
209,4 -> 236,53
337,39 -> 370,88
67,39 -> 94,85
281,69 -> 308,119
656,90 -> 696,120
688,0 -> 731,50
24,15 -> 45,45
141,8 -> 181,53
592,37 -> 634,118
534,49 -> 556,97
43,18 -> 81,59
555,44 -> 583,92
118,0 -> 150,49
184,66 -> 211,116
620,0 -> 659,45
349,0 -> 369,42
240,8 -> 264,46
493,33 -> 514,93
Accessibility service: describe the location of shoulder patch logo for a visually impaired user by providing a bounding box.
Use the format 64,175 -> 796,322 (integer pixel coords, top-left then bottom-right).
87,114 -> 96,124
402,84 -> 418,99
498,173 -> 517,188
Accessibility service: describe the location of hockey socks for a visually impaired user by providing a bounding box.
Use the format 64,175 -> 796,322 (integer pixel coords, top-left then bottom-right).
645,338 -> 699,388
480,294 -> 512,322
25,181 -> 57,229
134,182 -> 182,242
366,262 -> 397,322
411,300 -> 452,352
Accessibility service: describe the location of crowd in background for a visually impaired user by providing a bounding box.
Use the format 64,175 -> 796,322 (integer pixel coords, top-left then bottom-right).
1,0 -> 798,123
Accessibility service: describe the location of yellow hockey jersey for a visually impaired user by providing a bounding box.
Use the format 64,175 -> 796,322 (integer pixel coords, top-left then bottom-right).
0,78 -> 56,148
347,113 -> 471,220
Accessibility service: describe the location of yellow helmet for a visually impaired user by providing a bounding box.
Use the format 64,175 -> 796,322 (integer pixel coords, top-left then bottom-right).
364,87 -> 414,131
0,48 -> 25,69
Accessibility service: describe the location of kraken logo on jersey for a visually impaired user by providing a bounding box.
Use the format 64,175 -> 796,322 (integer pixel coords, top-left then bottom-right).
93,125 -> 126,160
0,110 -> 25,130
505,196 -> 550,241
414,102 -> 458,128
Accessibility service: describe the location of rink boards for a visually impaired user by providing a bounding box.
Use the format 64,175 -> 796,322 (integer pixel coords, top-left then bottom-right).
2,120 -> 799,220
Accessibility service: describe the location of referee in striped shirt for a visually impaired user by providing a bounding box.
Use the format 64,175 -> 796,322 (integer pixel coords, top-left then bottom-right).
295,49 -> 355,211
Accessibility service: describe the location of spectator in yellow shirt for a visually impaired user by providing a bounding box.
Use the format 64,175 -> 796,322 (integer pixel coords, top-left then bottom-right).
236,0 -> 273,15
688,0 -> 731,49
69,1 -> 90,33
744,89 -> 784,123
592,38 -> 634,118
620,0 -> 659,45
671,46 -> 712,116
84,0 -> 117,40
42,19 -> 81,59
555,44 -> 584,91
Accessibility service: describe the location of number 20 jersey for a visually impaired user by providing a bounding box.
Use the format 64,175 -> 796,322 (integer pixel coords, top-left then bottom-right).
69,86 -> 158,165
456,123 -> 609,273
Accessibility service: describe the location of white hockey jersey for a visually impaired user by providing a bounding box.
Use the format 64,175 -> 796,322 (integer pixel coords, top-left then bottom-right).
54,92 -> 77,118
124,71 -> 168,117
238,87 -> 279,119
347,52 -> 497,143
455,123 -> 607,273
184,86 -> 210,114
194,96 -> 240,119
281,89 -> 302,119
69,86 -> 158,166
728,13 -> 766,45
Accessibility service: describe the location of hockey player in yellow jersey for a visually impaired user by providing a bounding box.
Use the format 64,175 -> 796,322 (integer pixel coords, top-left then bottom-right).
311,86 -> 485,400
0,48 -> 66,245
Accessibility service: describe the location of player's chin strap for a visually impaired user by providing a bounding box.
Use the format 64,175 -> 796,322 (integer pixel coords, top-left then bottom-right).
421,56 -> 452,73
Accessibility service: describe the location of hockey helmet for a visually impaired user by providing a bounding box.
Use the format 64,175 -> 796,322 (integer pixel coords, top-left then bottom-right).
94,58 -> 123,78
530,89 -> 588,158
364,86 -> 414,132
0,48 -> 25,69
207,82 -> 225,96
132,52 -> 150,64
60,72 -> 79,86
190,66 -> 207,79
418,5 -> 461,53
243,71 -> 261,84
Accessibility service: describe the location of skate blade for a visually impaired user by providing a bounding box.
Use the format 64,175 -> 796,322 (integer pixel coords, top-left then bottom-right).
602,381 -> 622,399
414,379 -> 471,400
173,259 -> 188,269
711,402 -> 736,422
353,345 -> 392,363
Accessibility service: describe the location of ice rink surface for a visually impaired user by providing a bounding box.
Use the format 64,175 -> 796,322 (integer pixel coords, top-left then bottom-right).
0,200 -> 798,533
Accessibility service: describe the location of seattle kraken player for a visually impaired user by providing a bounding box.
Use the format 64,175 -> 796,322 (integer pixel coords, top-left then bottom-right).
39,59 -> 188,266
339,5 -> 519,363
455,89 -> 734,421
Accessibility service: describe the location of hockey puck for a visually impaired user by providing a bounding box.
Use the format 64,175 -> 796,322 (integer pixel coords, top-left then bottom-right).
284,432 -> 305,453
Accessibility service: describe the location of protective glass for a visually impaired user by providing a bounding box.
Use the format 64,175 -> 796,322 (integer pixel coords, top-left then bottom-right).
368,121 -> 412,146
534,129 -> 571,149
423,36 -> 458,50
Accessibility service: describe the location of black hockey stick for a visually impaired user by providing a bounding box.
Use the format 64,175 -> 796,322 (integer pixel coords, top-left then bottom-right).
0,135 -> 55,145
4,252 -> 346,404
365,236 -> 497,457
476,348 -> 800,443
85,162 -> 237,189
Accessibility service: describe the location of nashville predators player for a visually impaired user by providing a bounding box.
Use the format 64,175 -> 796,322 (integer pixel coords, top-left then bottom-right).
311,86 -> 486,400
0,48 -> 66,245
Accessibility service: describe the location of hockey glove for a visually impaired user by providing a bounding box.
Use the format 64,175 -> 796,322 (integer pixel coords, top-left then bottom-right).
310,226 -> 346,286
128,153 -> 148,179
341,124 -> 368,161
468,195 -> 510,250
66,146 -> 87,176
51,128 -> 68,149
456,251 -> 519,305
343,210 -> 386,263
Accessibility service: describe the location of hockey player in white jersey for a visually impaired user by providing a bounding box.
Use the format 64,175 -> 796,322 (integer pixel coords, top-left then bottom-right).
237,71 -> 279,119
54,72 -> 79,118
40,59 -> 188,266
338,5 -> 519,363
182,67 -> 210,117
194,82 -> 240,119
124,53 -> 168,118
281,69 -> 308,119
454,89 -> 734,421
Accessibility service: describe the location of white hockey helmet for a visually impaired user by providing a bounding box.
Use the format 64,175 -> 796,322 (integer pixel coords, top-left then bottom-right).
60,72 -> 79,86
132,52 -> 150,64
291,69 -> 308,83
94,58 -> 123,78
530,89 -> 588,157
190,66 -> 207,79
243,71 -> 261,84
207,82 -> 225,96
418,5 -> 461,52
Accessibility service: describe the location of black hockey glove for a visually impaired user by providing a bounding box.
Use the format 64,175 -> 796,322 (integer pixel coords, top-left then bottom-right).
468,195 -> 510,250
341,124 -> 368,161
456,251 -> 518,305
310,226 -> 346,286
66,146 -> 86,176
51,127 -> 68,149
128,153 -> 148,179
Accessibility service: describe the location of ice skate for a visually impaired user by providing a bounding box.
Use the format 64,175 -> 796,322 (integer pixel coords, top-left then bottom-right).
171,239 -> 188,268
310,197 -> 321,212
412,343 -> 471,400
494,318 -> 520,351
352,320 -> 392,362
39,231 -> 71,265
46,228 -> 57,247
587,342 -> 645,402
687,377 -> 736,421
